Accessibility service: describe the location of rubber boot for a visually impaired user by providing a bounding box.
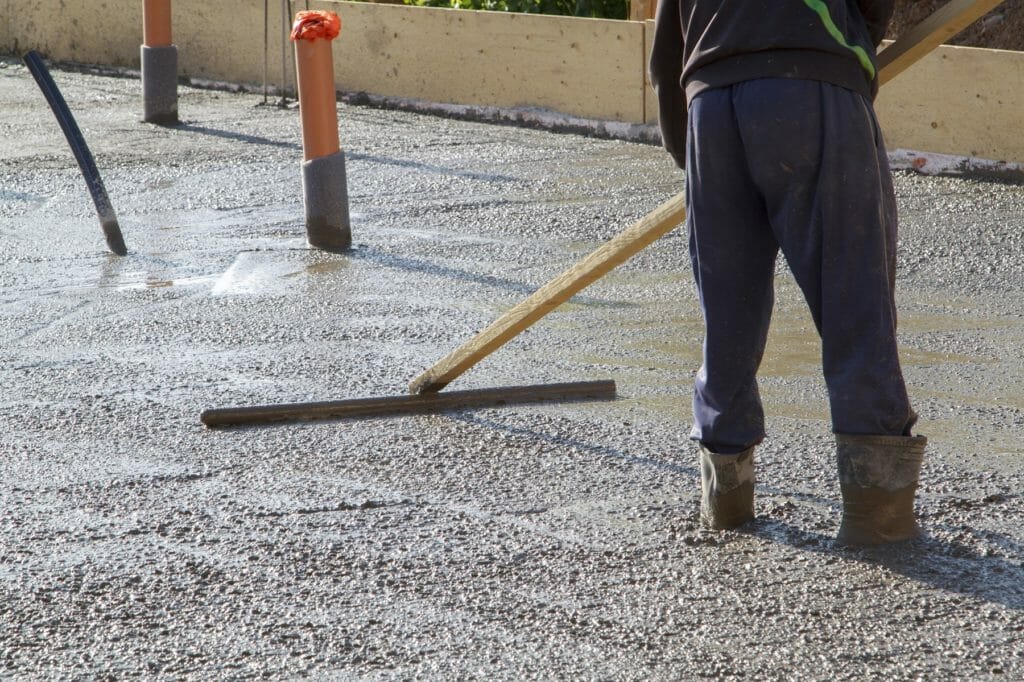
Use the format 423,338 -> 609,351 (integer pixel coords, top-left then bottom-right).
836,433 -> 926,545
699,445 -> 755,530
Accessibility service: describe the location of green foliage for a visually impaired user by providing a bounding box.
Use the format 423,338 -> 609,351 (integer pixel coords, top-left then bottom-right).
403,0 -> 628,20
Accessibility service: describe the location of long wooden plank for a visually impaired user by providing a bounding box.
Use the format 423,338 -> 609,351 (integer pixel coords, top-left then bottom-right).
877,0 -> 1005,84
202,380 -> 617,427
409,194 -> 686,393
408,0 -> 1001,395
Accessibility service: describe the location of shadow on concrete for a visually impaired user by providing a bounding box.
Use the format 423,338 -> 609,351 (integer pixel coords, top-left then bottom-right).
347,152 -> 521,184
173,121 -> 302,151
349,245 -> 639,310
751,518 -> 1024,611
167,124 -> 520,182
452,413 -> 698,478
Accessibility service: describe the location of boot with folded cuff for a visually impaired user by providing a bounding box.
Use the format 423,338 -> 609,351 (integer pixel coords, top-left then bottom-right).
699,444 -> 756,530
835,433 -> 927,545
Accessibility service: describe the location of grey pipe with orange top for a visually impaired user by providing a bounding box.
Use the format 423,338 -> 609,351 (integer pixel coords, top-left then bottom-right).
141,0 -> 178,124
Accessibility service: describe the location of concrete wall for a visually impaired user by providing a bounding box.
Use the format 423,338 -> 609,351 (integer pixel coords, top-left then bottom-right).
3,0 -> 292,90
322,2 -> 645,123
4,0 -> 142,68
3,0 -> 1022,162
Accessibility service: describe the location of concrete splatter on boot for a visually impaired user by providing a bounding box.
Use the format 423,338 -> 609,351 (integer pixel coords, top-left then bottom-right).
699,445 -> 755,530
836,433 -> 927,545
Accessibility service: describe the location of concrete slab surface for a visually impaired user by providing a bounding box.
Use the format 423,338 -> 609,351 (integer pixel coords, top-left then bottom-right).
2,56 -> 1024,679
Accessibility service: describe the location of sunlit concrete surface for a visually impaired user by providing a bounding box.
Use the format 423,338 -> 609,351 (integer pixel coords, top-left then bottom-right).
2,56 -> 1023,678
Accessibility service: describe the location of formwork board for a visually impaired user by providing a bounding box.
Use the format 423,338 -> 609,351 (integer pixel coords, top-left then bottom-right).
3,0 -> 141,68
2,1 -> 1022,163
317,1 -> 646,123
876,44 -> 1024,162
643,19 -> 657,125
172,3 -> 284,88
0,1 -> 9,51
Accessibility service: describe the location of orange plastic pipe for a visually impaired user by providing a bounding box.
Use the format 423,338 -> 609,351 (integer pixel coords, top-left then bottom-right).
143,0 -> 172,48
291,11 -> 341,162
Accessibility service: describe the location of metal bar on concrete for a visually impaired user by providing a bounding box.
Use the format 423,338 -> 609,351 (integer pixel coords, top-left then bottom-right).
201,380 -> 617,427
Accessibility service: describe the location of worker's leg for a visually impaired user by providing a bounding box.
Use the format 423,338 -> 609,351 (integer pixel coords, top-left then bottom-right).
685,87 -> 780,454
736,79 -> 916,437
735,78 -> 924,543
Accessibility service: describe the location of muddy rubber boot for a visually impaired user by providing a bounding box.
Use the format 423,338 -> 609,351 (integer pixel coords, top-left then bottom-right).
699,445 -> 755,530
836,433 -> 926,545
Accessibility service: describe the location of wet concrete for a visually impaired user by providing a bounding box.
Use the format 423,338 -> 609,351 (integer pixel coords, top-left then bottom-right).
2,56 -> 1024,679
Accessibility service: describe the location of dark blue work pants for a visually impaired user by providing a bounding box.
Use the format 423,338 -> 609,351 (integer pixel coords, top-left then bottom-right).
685,79 -> 916,453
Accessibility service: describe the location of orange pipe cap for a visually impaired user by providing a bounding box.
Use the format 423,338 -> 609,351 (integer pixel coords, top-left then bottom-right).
290,11 -> 341,42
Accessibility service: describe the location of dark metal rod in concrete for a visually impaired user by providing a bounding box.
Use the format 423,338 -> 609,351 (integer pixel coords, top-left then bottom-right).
201,379 -> 617,427
21,50 -> 128,256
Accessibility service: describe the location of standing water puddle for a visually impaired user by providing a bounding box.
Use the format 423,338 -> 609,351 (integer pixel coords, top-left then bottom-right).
211,251 -> 351,296
548,271 -> 1016,426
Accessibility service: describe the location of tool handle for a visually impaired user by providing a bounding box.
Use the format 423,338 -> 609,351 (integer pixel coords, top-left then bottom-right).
409,194 -> 686,394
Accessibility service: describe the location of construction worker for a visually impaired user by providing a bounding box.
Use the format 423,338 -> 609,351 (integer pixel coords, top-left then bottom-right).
648,0 -> 926,544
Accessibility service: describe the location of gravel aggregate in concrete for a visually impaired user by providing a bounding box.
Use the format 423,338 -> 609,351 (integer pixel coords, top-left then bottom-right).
1,56 -> 1023,679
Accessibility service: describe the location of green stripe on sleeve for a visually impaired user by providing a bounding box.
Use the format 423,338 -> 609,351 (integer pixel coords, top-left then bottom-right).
802,0 -> 876,80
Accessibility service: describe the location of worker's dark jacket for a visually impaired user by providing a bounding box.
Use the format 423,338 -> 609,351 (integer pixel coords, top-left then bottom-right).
649,0 -> 894,168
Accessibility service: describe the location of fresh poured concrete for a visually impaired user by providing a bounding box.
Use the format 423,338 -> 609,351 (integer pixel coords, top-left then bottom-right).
1,57 -> 1023,679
